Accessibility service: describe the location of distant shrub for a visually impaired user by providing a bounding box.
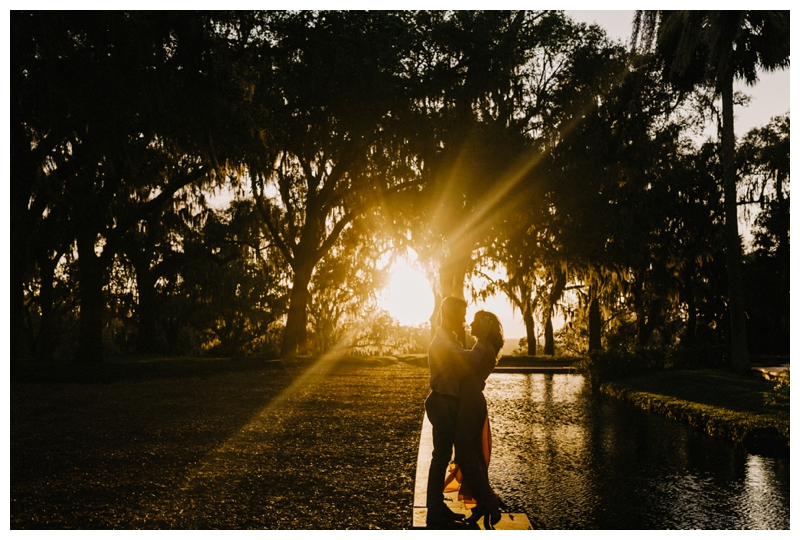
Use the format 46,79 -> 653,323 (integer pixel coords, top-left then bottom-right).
767,367 -> 790,407
671,345 -> 729,369
510,337 -> 529,356
396,354 -> 428,367
578,345 -> 734,389
497,355 -> 580,367
337,354 -> 397,365
578,347 -> 672,389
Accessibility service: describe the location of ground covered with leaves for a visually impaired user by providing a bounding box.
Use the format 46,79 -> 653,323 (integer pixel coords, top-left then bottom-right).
11,356 -> 430,529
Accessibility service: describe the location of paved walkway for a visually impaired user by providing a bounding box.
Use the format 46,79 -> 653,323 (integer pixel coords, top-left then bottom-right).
412,412 -> 532,530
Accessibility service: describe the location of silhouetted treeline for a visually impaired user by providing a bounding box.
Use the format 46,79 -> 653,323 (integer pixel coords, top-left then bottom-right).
11,11 -> 789,366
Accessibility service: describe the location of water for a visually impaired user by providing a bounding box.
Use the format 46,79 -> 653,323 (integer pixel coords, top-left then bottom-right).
484,373 -> 790,530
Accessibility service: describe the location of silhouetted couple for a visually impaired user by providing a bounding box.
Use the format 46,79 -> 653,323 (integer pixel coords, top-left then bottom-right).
425,296 -> 503,529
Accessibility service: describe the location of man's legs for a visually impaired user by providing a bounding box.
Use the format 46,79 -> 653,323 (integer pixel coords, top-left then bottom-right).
425,392 -> 460,524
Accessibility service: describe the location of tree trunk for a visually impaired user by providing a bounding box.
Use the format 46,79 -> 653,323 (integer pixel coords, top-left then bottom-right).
720,74 -> 750,372
588,292 -> 602,353
134,258 -> 161,355
544,268 -> 566,355
452,259 -> 469,346
74,229 -> 106,364
523,307 -> 536,355
10,120 -> 37,370
163,315 -> 182,356
10,240 -> 28,370
437,251 -> 468,345
429,291 -> 442,342
683,282 -> 697,348
634,271 -> 648,347
281,265 -> 313,358
544,314 -> 554,355
36,253 -> 58,363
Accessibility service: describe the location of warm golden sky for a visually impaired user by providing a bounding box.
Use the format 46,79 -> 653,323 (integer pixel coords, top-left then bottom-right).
565,9 -> 791,137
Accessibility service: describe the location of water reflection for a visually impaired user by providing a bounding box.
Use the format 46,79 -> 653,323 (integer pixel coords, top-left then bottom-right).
485,373 -> 790,530
738,455 -> 790,530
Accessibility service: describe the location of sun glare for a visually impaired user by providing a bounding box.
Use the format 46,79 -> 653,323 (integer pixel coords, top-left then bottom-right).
378,257 -> 434,327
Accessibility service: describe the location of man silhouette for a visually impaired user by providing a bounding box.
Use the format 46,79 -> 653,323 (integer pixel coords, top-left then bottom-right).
425,296 -> 488,529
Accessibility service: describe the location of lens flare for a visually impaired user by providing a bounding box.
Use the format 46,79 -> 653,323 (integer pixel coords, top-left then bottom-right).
378,258 -> 434,327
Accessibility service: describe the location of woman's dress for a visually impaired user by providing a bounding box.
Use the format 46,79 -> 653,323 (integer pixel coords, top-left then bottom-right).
443,343 -> 499,511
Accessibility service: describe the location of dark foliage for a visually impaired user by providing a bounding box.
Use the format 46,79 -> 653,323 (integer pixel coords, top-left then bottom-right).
10,10 -> 790,368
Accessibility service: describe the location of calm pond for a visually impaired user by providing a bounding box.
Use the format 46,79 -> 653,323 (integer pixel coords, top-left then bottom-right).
484,373 -> 790,530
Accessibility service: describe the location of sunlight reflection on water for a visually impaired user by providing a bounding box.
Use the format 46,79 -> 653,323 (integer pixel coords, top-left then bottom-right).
483,373 -> 790,530
738,454 -> 789,530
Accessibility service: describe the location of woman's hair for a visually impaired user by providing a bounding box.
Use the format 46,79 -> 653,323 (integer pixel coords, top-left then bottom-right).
475,310 -> 504,356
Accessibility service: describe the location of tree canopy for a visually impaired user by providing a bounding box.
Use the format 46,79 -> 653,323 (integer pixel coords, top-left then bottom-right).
11,10 -> 789,368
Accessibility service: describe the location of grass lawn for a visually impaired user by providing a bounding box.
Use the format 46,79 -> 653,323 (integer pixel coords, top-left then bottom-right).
11,356 -> 430,529
599,369 -> 789,455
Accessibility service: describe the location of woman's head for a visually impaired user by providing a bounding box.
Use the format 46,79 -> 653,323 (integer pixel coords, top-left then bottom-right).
471,310 -> 504,355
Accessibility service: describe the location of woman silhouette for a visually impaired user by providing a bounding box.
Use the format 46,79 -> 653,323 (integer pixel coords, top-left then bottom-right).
444,310 -> 503,528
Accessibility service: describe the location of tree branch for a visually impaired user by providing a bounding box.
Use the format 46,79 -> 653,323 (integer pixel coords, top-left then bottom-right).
276,152 -> 299,241
253,185 -> 296,271
103,164 -> 210,259
313,210 -> 359,263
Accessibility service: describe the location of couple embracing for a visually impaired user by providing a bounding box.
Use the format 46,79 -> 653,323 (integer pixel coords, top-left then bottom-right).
425,296 -> 503,530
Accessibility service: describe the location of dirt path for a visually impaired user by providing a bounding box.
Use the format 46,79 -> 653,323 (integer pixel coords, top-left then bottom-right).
11,358 -> 430,529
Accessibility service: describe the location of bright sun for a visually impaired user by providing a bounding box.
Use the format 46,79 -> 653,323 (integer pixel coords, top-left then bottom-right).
376,253 -> 529,339
378,255 -> 434,327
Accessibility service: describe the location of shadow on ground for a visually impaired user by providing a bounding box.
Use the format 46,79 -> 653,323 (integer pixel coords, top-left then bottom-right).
11,357 -> 430,529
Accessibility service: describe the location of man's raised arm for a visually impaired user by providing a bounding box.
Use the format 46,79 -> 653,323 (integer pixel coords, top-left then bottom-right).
446,340 -> 488,377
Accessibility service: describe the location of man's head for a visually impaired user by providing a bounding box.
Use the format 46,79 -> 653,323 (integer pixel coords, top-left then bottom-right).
439,296 -> 467,333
